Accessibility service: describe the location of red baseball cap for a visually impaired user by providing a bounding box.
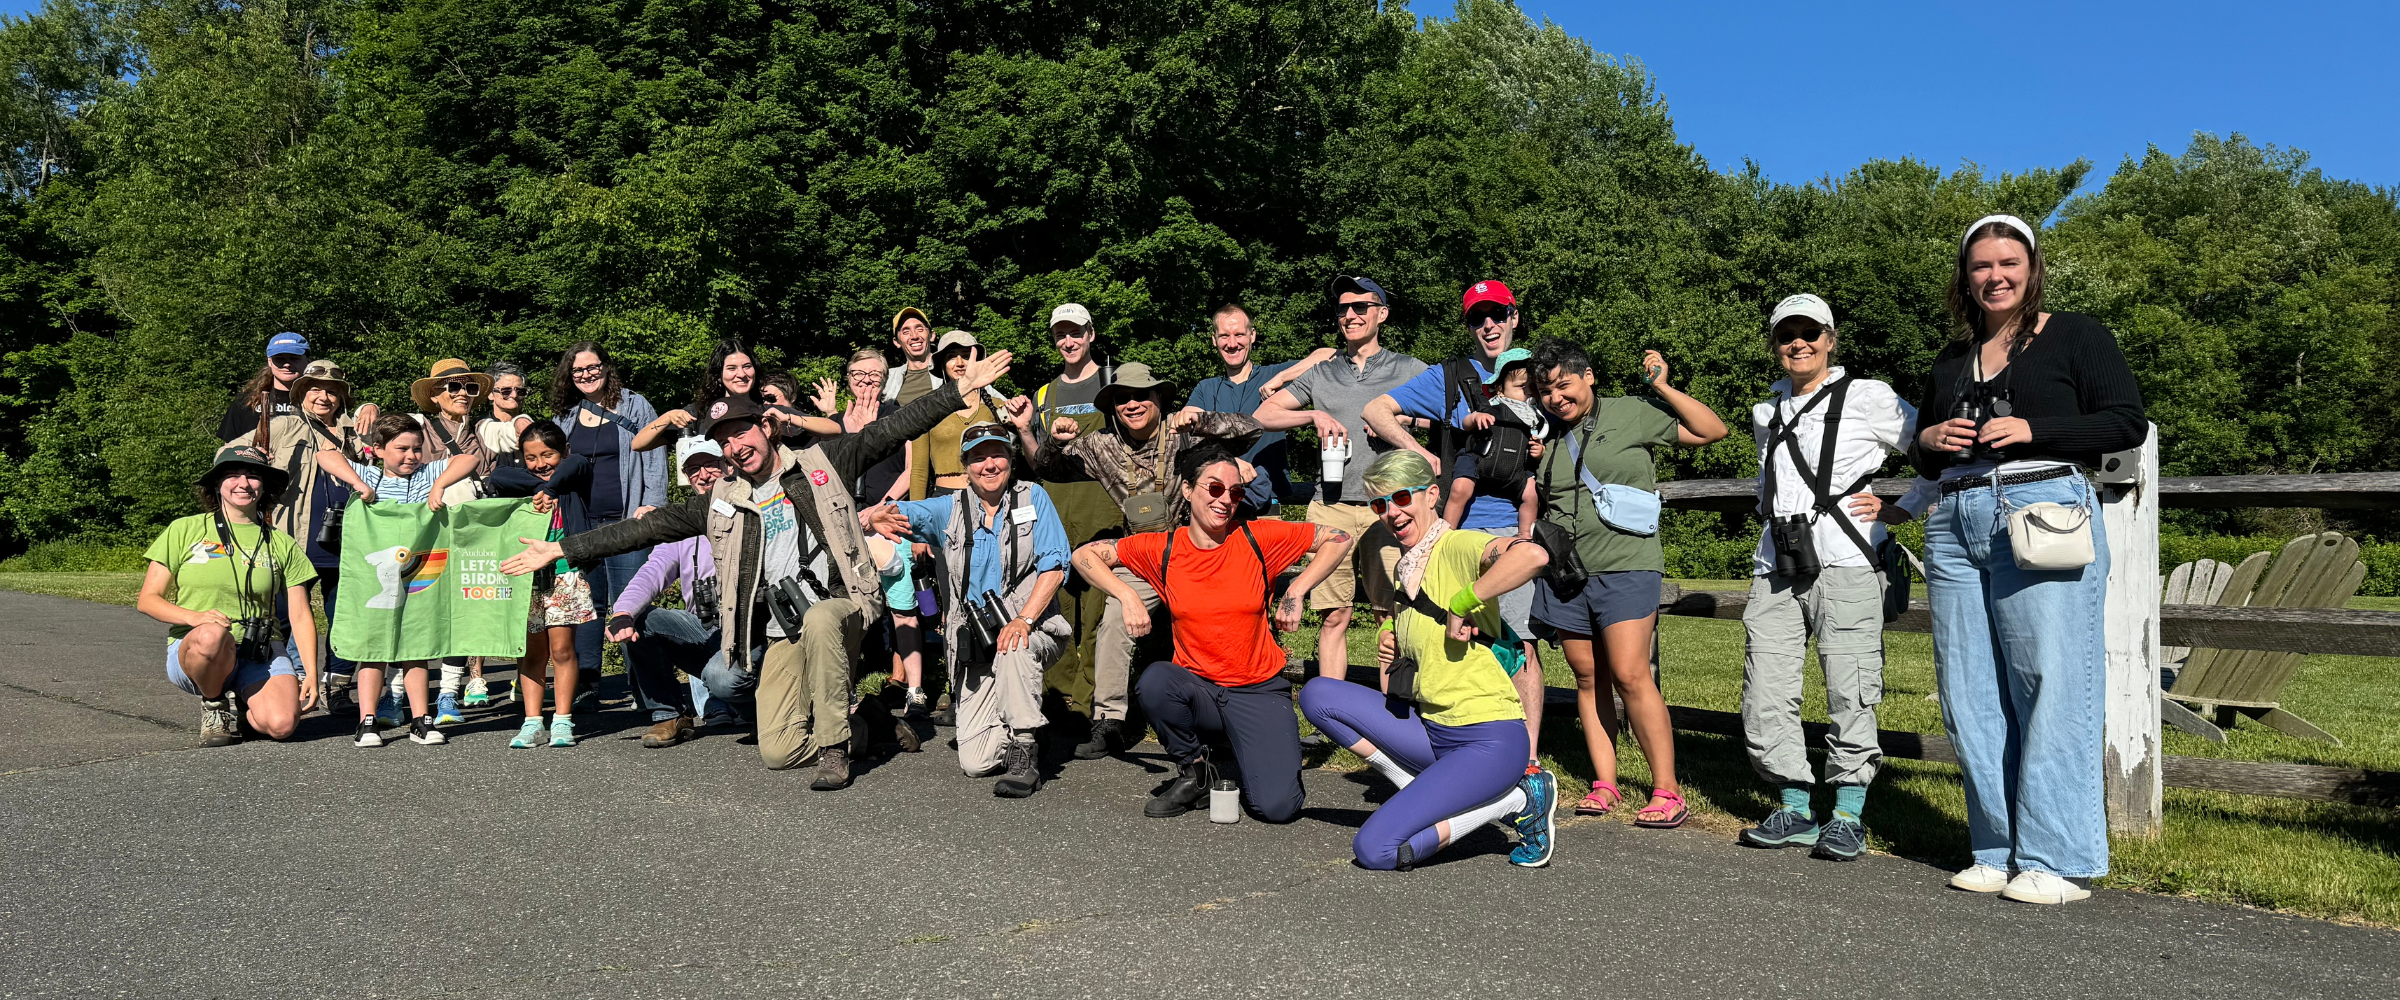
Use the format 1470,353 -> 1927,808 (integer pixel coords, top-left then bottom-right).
1462,280 -> 1515,313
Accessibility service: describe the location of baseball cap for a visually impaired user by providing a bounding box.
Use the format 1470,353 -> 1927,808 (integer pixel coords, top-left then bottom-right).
1462,280 -> 1515,313
1328,275 -> 1389,305
679,438 -> 725,472
1767,294 -> 1836,333
934,329 -> 981,357
266,332 -> 309,358
958,424 -> 1015,457
694,395 -> 773,440
1049,303 -> 1093,329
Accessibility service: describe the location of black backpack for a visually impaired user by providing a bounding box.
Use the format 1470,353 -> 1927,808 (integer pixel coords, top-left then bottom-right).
1475,403 -> 1537,486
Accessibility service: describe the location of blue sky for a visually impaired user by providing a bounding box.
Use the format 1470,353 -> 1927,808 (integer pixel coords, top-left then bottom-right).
7,1 -> 2390,192
1521,0 -> 2397,192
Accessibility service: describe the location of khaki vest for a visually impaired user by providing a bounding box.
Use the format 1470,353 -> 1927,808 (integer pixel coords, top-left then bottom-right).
700,443 -> 883,652
936,481 -> 1070,667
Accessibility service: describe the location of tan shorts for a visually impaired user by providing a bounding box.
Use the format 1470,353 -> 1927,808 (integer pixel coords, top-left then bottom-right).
1303,500 -> 1395,611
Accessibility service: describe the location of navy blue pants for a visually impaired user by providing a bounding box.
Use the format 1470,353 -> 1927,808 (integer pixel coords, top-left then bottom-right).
1136,661 -> 1304,823
1299,678 -> 1527,870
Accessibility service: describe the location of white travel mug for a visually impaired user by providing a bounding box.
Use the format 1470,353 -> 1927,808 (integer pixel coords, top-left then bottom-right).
1210,778 -> 1241,824
1320,436 -> 1350,485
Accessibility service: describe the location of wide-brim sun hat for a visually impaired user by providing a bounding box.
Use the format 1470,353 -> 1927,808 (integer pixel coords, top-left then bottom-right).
410,358 -> 494,412
289,359 -> 352,410
199,443 -> 291,500
1094,361 -> 1179,415
1482,347 -> 1533,384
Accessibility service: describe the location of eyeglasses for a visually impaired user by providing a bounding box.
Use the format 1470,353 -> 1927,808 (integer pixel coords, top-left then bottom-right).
846,369 -> 885,383
1335,301 -> 1382,316
440,381 -> 482,396
490,386 -> 525,398
571,363 -> 606,377
1465,307 -> 1512,327
1368,486 -> 1423,514
1774,327 -> 1827,345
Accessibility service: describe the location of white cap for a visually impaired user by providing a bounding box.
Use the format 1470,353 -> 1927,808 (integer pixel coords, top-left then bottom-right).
1768,293 -> 1835,332
1962,213 -> 2037,250
1049,303 -> 1093,329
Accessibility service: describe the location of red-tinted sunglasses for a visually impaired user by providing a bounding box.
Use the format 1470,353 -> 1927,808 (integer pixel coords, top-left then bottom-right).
1368,487 -> 1423,514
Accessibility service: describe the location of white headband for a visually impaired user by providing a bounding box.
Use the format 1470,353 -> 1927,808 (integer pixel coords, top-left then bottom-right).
1962,213 -> 2037,250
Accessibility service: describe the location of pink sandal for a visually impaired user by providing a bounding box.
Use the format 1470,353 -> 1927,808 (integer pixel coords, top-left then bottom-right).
1575,781 -> 1621,816
1633,788 -> 1689,829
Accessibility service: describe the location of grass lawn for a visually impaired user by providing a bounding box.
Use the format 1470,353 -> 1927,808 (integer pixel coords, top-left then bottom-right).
10,570 -> 2396,924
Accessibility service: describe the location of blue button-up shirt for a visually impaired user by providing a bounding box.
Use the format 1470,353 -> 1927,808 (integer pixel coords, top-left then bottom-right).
890,487 -> 1071,598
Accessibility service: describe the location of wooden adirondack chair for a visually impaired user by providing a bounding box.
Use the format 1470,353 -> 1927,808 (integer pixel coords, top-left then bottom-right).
2159,532 -> 2361,745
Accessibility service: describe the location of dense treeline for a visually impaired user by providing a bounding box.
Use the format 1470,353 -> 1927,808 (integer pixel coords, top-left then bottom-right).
1,0 -> 2395,555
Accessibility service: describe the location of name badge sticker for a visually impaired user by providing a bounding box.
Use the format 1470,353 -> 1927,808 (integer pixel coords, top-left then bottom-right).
710,498 -> 737,518
1012,504 -> 1039,525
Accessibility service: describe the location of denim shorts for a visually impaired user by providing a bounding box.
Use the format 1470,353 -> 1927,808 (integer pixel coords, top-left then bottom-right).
1532,570 -> 1663,637
166,637 -> 296,696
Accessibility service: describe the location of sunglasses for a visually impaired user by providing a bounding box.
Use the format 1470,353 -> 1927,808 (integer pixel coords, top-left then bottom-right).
1193,480 -> 1233,499
490,386 -> 526,398
1368,486 -> 1423,514
1335,301 -> 1382,316
1773,327 -> 1827,345
269,355 -> 304,368
440,381 -> 483,396
1465,307 -> 1512,326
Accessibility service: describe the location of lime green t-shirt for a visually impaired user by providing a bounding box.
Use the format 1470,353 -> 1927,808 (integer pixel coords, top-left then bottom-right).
1534,395 -> 1681,574
1396,528 -> 1525,728
142,512 -> 316,642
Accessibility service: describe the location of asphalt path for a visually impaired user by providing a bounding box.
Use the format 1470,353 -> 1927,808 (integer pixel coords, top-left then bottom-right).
3,589 -> 2397,999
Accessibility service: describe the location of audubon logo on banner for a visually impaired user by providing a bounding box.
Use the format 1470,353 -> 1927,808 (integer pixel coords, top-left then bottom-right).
331,498 -> 549,662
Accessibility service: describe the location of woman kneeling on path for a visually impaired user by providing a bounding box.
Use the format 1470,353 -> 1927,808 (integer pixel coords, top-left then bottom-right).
1300,451 -> 1560,870
1071,443 -> 1355,822
869,424 -> 1072,796
138,445 -> 321,745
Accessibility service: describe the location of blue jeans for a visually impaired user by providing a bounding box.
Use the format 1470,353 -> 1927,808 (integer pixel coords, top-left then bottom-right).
620,608 -> 753,722
1925,472 -> 2110,878
572,525 -> 652,694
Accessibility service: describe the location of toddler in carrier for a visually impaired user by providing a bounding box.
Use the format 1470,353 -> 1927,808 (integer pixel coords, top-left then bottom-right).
1441,348 -> 1547,536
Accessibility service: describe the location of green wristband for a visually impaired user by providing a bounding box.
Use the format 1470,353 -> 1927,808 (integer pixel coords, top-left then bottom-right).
1447,585 -> 1486,619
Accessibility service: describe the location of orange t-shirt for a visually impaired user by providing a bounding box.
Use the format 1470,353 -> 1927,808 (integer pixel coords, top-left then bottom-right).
1114,519 -> 1315,687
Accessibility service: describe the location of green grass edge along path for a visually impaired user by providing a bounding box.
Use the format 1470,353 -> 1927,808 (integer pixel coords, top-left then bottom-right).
10,571 -> 2395,927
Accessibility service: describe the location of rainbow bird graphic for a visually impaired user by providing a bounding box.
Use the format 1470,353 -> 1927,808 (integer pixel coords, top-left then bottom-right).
405,548 -> 450,595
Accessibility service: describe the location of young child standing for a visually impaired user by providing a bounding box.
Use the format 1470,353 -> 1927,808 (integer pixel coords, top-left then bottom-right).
485,423 -> 597,748
1442,348 -> 1548,537
319,413 -> 476,747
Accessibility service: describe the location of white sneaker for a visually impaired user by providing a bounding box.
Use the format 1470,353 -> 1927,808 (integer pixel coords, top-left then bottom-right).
1948,863 -> 2010,893
2000,869 -> 2091,904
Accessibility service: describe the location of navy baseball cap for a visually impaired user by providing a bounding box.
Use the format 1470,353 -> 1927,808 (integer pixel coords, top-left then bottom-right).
266,332 -> 309,358
1328,275 -> 1390,305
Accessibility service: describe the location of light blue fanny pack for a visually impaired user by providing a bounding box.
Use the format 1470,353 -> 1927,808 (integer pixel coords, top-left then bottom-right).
1567,427 -> 1662,537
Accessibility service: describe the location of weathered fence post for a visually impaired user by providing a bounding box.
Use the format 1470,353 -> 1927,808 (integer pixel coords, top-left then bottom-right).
2102,424 -> 2163,838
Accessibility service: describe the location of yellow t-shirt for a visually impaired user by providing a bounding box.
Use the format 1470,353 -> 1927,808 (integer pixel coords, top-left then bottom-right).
1394,528 -> 1524,728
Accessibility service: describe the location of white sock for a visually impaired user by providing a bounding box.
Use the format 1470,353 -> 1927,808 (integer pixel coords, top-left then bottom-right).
1363,750 -> 1417,790
438,661 -> 463,695
387,673 -> 404,700
1446,788 -> 1529,837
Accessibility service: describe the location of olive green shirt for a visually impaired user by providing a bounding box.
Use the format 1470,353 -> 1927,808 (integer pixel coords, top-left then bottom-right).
1535,395 -> 1681,574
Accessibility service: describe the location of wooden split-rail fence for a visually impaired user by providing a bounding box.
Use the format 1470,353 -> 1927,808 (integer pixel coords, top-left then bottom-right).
1631,430 -> 2400,835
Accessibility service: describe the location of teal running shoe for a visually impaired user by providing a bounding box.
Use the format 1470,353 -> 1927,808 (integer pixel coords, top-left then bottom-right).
509,717 -> 546,749
549,715 -> 577,747
1739,807 -> 1821,849
1509,767 -> 1557,868
1812,811 -> 1866,862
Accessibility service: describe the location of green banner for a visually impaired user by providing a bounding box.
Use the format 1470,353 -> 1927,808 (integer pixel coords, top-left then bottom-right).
330,498 -> 549,663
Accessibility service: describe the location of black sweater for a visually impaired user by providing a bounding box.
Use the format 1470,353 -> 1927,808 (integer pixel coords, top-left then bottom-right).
1909,312 -> 2148,478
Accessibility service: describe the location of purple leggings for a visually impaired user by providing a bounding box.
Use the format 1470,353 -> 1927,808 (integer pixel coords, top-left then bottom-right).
1299,678 -> 1528,870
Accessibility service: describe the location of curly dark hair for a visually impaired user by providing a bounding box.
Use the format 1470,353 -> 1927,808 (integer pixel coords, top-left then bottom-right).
548,341 -> 623,412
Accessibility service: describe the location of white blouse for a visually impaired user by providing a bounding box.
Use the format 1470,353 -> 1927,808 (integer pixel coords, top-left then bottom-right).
1748,367 -> 1928,574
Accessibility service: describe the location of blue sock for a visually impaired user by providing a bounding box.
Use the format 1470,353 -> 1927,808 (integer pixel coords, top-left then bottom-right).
1833,784 -> 1867,820
1779,784 -> 1811,814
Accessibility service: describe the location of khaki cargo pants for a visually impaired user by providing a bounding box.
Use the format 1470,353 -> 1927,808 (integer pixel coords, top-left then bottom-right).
756,597 -> 867,771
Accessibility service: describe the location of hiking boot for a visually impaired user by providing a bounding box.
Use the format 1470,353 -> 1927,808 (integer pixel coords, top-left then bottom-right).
1948,863 -> 2010,893
892,712 -> 925,753
353,717 -> 384,748
1509,767 -> 1558,868
1811,812 -> 1866,862
1074,718 -> 1122,760
435,691 -> 465,725
929,690 -> 955,727
409,715 -> 448,745
811,745 -> 853,791
641,715 -> 695,748
199,696 -> 241,747
2000,870 -> 2090,905
1144,757 -> 1214,818
1738,808 -> 1821,849
994,740 -> 1042,798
